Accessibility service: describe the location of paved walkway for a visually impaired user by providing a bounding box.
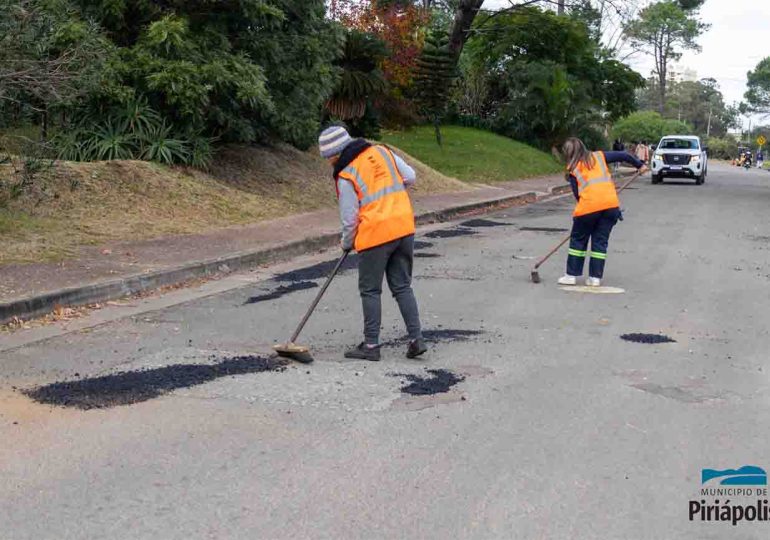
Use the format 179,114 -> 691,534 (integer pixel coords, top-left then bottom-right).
0,175 -> 568,304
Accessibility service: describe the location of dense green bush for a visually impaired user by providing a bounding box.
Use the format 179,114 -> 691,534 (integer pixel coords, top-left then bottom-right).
458,6 -> 643,150
3,0 -> 342,164
612,111 -> 692,144
705,137 -> 739,160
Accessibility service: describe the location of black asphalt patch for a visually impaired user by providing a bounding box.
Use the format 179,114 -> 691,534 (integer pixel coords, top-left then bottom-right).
519,226 -> 569,232
273,255 -> 358,282
24,355 -> 288,410
460,218 -> 512,228
383,329 -> 485,347
391,369 -> 465,395
425,228 -> 478,239
620,333 -> 677,344
414,253 -> 441,258
245,281 -> 318,304
413,241 -> 435,250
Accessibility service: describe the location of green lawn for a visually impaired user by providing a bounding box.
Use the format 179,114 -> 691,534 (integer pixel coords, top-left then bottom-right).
382,125 -> 562,183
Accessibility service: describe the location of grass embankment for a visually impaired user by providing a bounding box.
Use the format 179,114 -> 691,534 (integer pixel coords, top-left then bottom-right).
382,125 -> 562,183
0,143 -> 464,265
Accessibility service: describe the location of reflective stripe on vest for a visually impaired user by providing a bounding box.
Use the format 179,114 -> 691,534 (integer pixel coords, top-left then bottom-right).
337,145 -> 415,251
573,153 -> 612,194
572,152 -> 620,217
341,165 -> 368,196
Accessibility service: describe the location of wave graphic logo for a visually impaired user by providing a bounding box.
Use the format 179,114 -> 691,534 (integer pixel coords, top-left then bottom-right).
702,466 -> 767,486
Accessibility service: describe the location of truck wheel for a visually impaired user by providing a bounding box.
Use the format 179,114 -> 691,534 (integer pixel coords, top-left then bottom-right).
651,174 -> 662,184
696,173 -> 705,185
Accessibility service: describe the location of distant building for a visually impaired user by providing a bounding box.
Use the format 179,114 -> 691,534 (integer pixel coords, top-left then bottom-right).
669,65 -> 698,83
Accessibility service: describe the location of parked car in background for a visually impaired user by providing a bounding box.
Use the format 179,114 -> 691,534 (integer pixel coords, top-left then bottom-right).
651,135 -> 708,185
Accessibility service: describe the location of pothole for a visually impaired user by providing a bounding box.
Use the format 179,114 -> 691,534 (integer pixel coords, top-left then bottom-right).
273,256 -> 358,282
390,369 -> 465,395
414,253 -> 441,258
383,329 -> 485,347
460,219 -> 512,228
413,241 -> 435,250
519,226 -> 569,232
424,228 -> 478,239
24,355 -> 288,410
244,281 -> 318,304
621,333 -> 677,344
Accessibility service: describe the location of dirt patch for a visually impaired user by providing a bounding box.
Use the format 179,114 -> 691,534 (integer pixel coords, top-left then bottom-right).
24,355 -> 288,409
621,333 -> 676,344
414,253 -> 441,258
460,218 -> 512,228
391,369 -> 465,395
273,255 -> 359,282
519,226 -> 569,232
1,142 -> 468,265
424,228 -> 477,239
245,281 -> 318,304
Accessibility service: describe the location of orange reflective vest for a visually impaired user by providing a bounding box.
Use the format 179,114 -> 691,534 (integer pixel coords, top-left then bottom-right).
337,145 -> 416,251
572,152 -> 620,217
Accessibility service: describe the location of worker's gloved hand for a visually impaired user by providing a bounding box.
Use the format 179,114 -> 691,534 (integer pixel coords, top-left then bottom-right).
618,208 -> 625,221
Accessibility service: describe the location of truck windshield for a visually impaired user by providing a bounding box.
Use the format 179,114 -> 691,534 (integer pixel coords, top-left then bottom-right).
660,138 -> 698,150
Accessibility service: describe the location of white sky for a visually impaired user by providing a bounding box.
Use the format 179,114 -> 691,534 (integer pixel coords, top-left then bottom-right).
483,0 -> 770,128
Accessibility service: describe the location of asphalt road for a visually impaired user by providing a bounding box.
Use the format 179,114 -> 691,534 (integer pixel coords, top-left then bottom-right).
2,162 -> 770,539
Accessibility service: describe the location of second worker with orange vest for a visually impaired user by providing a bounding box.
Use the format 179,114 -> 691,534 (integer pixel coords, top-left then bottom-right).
558,138 -> 648,287
319,126 -> 426,361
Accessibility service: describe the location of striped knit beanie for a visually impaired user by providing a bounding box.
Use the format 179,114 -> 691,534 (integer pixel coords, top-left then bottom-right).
318,126 -> 353,158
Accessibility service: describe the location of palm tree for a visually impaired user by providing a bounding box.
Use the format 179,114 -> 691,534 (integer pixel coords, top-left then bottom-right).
325,30 -> 388,122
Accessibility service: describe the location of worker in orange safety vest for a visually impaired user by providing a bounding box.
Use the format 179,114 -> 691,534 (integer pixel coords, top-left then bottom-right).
558,138 -> 648,287
319,125 -> 426,361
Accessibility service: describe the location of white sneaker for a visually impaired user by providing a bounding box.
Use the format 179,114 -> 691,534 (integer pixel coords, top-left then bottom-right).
586,277 -> 602,287
557,275 -> 577,285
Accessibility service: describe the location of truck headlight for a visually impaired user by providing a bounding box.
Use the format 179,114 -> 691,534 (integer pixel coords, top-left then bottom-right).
691,155 -> 700,163
654,154 -> 663,161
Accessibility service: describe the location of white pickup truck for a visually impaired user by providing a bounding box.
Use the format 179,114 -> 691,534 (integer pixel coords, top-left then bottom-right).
651,135 -> 708,185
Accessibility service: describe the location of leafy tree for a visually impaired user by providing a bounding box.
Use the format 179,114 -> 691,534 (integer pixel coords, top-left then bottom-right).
0,0 -> 109,139
324,29 -> 388,138
413,31 -> 456,145
463,6 -> 643,148
635,77 -> 739,137
3,0 -> 343,164
612,111 -> 691,144
745,57 -> 770,115
624,1 -> 708,114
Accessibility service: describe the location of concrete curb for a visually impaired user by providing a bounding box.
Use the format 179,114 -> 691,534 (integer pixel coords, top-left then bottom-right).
0,185 -> 568,324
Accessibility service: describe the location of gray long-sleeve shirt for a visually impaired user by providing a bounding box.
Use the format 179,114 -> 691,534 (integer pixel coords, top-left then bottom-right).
338,149 -> 416,250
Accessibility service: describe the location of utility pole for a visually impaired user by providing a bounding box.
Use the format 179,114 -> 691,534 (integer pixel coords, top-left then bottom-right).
706,106 -> 712,138
558,0 -> 565,15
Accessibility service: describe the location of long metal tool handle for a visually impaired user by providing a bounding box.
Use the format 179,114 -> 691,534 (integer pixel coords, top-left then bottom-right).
533,168 -> 646,270
289,250 -> 350,344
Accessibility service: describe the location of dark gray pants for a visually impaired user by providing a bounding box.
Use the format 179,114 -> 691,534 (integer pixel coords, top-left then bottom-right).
358,234 -> 422,344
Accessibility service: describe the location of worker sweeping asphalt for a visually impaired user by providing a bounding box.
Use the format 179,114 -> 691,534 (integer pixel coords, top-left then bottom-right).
557,137 -> 648,287
318,125 -> 427,361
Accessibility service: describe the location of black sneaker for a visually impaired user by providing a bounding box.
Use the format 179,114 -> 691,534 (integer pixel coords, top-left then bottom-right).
344,342 -> 381,361
406,338 -> 427,359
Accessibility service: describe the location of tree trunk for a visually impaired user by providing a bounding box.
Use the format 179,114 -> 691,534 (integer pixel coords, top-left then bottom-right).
434,117 -> 443,148
41,107 -> 48,142
557,0 -> 565,15
448,0 -> 485,58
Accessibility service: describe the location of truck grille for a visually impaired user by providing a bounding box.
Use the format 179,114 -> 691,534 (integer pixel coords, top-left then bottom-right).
663,154 -> 691,165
